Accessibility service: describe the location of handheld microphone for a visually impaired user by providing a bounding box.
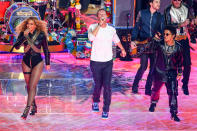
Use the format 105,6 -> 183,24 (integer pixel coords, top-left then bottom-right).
127,13 -> 131,18
101,17 -> 105,21
127,13 -> 131,28
24,29 -> 29,36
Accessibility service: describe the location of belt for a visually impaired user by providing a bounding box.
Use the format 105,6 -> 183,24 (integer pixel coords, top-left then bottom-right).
175,35 -> 187,41
135,39 -> 148,44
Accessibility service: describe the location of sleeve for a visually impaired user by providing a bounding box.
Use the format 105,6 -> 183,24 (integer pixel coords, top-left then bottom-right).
154,40 -> 160,49
131,11 -> 142,41
41,33 -> 50,65
177,46 -> 183,74
88,24 -> 96,41
151,42 -> 160,74
10,32 -> 26,52
164,7 -> 179,28
159,15 -> 165,34
112,29 -> 120,45
164,8 -> 169,26
187,5 -> 195,19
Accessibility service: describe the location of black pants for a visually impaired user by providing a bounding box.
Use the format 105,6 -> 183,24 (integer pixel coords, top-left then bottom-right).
179,39 -> 191,87
59,0 -> 70,8
90,60 -> 113,112
33,5 -> 47,20
133,53 -> 154,91
151,71 -> 178,114
80,0 -> 90,11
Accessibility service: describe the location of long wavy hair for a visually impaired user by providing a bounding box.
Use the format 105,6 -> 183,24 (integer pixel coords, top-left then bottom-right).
15,17 -> 48,37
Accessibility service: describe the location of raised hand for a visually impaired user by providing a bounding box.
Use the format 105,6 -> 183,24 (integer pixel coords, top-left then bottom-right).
130,41 -> 137,49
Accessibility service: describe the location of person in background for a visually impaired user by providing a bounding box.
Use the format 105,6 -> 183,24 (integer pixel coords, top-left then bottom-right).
131,0 -> 163,96
164,0 -> 195,95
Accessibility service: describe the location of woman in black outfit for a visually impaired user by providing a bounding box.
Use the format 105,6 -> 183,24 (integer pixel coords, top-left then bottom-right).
11,17 -> 50,120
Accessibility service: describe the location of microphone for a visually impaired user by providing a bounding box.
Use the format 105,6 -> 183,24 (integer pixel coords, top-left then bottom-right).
127,13 -> 131,28
99,17 -> 105,26
127,13 -> 131,18
24,29 -> 30,36
25,29 -> 29,33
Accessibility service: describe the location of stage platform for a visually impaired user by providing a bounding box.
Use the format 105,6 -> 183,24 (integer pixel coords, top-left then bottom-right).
0,42 -> 65,53
0,46 -> 197,130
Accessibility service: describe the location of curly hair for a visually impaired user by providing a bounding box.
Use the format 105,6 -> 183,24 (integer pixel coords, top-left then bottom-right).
15,17 -> 48,37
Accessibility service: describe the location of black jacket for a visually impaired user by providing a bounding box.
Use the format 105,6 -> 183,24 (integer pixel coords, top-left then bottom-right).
152,40 -> 183,82
164,4 -> 193,27
12,31 -> 50,65
131,8 -> 164,41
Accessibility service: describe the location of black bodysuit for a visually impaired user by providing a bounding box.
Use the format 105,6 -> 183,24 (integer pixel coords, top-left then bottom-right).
12,30 -> 50,68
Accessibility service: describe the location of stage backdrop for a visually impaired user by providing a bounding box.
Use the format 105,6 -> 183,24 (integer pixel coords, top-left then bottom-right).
158,0 -> 171,13
112,0 -> 136,28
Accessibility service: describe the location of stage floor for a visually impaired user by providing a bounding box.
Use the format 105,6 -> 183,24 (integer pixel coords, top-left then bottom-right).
0,44 -> 197,130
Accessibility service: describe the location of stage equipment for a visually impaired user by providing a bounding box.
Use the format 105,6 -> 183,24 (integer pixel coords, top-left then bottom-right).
4,2 -> 40,34
27,0 -> 48,6
0,0 -> 11,22
47,0 -> 63,31
112,0 -> 136,28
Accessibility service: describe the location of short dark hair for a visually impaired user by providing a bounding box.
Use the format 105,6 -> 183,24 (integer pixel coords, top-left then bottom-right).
97,8 -> 106,16
164,25 -> 177,36
148,0 -> 155,7
149,0 -> 154,3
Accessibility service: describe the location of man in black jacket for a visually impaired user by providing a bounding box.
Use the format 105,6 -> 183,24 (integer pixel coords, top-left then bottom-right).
164,0 -> 194,95
131,0 -> 163,95
148,26 -> 183,122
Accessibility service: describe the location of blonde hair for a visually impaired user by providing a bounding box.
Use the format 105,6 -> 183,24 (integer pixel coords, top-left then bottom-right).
15,17 -> 48,37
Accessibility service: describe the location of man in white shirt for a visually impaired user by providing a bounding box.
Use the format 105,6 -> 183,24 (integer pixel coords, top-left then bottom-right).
88,9 -> 126,119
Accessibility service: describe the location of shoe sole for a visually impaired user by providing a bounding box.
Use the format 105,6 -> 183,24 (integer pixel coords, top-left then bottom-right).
92,110 -> 99,112
145,92 -> 151,96
102,117 -> 108,119
171,118 -> 180,122
21,117 -> 27,120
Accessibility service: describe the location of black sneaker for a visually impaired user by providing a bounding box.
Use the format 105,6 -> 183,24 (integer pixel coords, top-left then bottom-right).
190,37 -> 196,44
102,112 -> 108,119
132,87 -> 138,94
92,102 -> 99,112
171,114 -> 180,122
149,103 -> 156,112
145,89 -> 151,96
182,86 -> 189,95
